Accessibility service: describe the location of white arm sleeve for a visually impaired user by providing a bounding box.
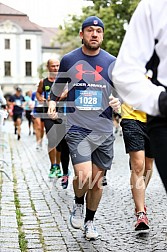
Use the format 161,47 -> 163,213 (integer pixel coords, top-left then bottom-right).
112,0 -> 165,116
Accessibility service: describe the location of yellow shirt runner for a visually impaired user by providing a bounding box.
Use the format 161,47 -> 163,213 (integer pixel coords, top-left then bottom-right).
121,103 -> 147,123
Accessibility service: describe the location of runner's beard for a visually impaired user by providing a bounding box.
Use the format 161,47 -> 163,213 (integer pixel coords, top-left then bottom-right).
83,39 -> 102,51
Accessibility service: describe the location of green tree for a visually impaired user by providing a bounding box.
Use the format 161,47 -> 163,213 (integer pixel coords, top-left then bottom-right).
37,62 -> 47,79
54,0 -> 140,57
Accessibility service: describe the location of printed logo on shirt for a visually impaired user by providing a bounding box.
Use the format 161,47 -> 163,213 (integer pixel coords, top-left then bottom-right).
45,85 -> 50,91
75,64 -> 103,81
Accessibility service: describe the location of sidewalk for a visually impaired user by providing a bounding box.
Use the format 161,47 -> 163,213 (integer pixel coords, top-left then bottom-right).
0,119 -> 167,252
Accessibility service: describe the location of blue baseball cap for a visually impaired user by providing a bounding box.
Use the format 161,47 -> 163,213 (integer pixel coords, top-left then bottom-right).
82,16 -> 104,31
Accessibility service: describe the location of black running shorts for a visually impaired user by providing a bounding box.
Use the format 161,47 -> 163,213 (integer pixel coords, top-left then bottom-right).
120,119 -> 153,158
13,113 -> 22,122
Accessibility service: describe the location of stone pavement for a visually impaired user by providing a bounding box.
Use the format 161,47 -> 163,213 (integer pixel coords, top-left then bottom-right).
0,119 -> 167,252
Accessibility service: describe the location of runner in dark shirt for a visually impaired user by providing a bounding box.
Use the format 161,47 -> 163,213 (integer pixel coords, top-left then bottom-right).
9,87 -> 25,140
48,16 -> 120,240
36,59 -> 70,189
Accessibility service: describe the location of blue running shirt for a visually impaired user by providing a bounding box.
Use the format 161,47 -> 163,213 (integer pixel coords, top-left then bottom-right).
50,48 -> 116,134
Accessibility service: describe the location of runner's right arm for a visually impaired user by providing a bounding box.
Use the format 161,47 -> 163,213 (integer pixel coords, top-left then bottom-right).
36,80 -> 46,102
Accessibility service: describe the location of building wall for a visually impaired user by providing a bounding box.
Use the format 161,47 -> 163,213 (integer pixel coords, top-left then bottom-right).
0,20 -> 42,95
0,19 -> 61,97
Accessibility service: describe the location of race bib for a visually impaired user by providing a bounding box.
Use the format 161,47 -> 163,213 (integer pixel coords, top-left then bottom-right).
75,90 -> 102,110
15,99 -> 22,106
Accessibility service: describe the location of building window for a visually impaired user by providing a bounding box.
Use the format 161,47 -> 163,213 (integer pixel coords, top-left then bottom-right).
25,39 -> 31,49
5,39 -> 10,49
4,61 -> 11,76
25,62 -> 32,76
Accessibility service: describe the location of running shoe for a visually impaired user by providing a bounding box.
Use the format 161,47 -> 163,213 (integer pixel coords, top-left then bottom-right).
61,175 -> 69,189
135,211 -> 149,232
36,143 -> 41,150
14,126 -> 17,134
48,164 -> 57,178
84,220 -> 99,240
36,141 -> 42,150
48,167 -> 56,178
54,165 -> 62,178
70,203 -> 84,229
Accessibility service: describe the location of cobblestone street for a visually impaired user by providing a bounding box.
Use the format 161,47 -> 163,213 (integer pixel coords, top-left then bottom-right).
0,119 -> 167,252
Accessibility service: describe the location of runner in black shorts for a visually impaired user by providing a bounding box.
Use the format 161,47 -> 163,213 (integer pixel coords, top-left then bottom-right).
9,87 -> 25,140
120,103 -> 154,232
44,116 -> 70,189
121,119 -> 153,158
36,59 -> 70,188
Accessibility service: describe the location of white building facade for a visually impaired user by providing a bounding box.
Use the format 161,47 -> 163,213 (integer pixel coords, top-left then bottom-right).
0,3 -> 61,96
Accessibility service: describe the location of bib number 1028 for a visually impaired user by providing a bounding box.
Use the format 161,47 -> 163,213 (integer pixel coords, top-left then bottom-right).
79,96 -> 97,105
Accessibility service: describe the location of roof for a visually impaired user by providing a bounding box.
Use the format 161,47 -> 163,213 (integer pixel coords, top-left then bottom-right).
0,3 -> 42,32
41,27 -> 60,48
0,3 -> 60,48
0,2 -> 25,15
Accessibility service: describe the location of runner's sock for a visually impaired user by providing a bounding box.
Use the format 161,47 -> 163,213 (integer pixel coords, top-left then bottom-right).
85,208 -> 96,223
51,163 -> 60,169
75,195 -> 84,205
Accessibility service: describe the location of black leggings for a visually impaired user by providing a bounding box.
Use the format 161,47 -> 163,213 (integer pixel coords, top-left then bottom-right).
43,118 -> 70,175
56,137 -> 70,175
44,118 -> 63,148
150,127 -> 167,192
25,110 -> 32,127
